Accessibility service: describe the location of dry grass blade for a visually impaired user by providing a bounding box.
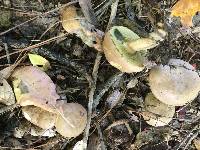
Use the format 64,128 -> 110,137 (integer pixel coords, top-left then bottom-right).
106,0 -> 119,31
0,33 -> 68,61
79,0 -> 98,25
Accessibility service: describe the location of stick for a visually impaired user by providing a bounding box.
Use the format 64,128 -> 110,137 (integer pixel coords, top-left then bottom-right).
83,52 -> 102,149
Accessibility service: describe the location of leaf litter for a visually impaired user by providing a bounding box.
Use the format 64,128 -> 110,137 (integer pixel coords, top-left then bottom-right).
0,0 -> 199,149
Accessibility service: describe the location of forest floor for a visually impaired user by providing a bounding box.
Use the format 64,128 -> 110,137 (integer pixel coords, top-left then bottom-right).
0,0 -> 200,149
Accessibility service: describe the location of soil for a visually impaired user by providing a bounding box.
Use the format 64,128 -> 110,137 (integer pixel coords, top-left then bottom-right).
0,0 -> 200,149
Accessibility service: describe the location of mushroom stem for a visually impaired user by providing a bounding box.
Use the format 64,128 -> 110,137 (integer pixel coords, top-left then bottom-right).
126,38 -> 158,53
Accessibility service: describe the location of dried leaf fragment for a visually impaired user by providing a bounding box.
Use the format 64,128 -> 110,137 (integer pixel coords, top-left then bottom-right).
0,78 -> 15,105
171,0 -> 200,26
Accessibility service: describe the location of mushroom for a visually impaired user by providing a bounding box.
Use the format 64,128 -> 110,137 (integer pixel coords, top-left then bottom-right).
55,102 -> 87,138
10,66 -> 59,130
11,66 -> 87,138
22,106 -> 57,129
142,93 -> 175,127
61,5 -> 103,51
103,26 -> 157,73
149,59 -> 200,106
11,66 -> 59,112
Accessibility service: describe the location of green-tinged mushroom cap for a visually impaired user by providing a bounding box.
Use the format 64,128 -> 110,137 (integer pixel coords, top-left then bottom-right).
103,26 -> 157,73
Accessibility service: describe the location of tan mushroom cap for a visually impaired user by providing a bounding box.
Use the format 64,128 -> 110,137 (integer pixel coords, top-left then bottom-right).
55,102 -> 87,138
149,59 -> 200,106
11,66 -> 60,113
61,5 -> 81,33
61,6 -> 103,51
103,26 -> 145,73
142,93 -> 175,127
22,106 -> 57,129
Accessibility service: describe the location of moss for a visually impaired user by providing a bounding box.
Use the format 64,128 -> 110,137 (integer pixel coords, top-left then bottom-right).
0,10 -> 11,27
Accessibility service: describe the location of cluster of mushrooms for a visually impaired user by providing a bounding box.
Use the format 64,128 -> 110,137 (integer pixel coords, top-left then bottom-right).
61,5 -> 200,127
10,66 -> 87,138
1,4 -> 200,140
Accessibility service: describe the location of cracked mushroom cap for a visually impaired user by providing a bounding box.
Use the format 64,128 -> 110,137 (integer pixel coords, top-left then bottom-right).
103,26 -> 154,73
149,59 -> 200,106
11,66 -> 60,113
22,106 -> 57,129
55,102 -> 87,138
142,93 -> 175,127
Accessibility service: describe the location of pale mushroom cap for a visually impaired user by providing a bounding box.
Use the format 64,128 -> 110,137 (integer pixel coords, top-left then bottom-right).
142,93 -> 175,127
55,103 -> 87,138
168,58 -> 194,70
149,59 -> 200,106
11,66 -> 60,112
22,106 -> 57,129
103,26 -> 146,73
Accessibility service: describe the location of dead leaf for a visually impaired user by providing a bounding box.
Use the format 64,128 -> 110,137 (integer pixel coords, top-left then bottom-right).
0,78 -> 15,105
171,0 -> 200,26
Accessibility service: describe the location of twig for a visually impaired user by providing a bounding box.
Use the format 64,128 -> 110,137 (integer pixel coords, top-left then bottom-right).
39,21 -> 60,40
0,33 -> 68,60
0,5 -> 39,16
0,1 -> 78,36
106,0 -> 119,31
83,52 -> 102,149
183,129 -> 200,150
174,125 -> 199,150
96,123 -> 107,150
0,16 -> 38,36
3,43 -> 11,64
34,47 -> 92,82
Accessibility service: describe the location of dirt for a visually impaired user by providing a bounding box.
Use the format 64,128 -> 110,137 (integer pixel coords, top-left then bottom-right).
0,0 -> 200,149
